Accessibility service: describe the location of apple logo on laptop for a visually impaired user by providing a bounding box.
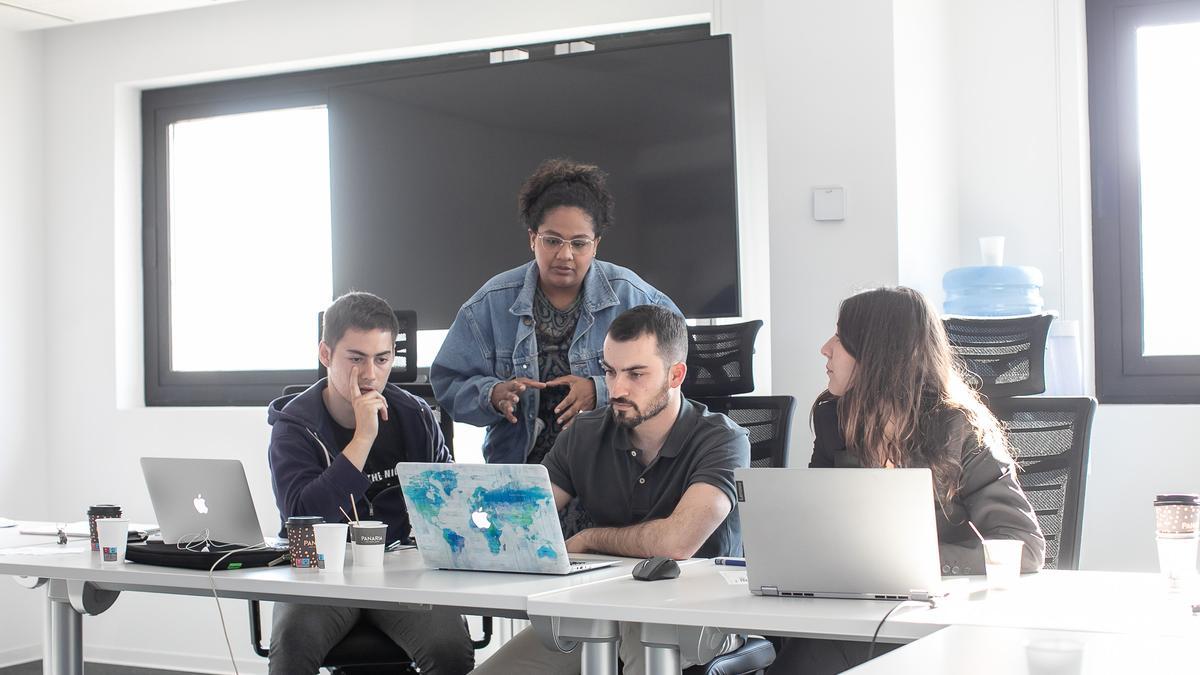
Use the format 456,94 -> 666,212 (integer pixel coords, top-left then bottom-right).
193,493 -> 209,515
470,509 -> 491,529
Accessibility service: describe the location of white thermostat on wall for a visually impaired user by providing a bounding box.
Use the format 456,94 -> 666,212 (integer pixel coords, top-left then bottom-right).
813,186 -> 845,221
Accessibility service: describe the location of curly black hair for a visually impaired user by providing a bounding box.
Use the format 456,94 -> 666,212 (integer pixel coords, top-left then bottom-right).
517,158 -> 614,236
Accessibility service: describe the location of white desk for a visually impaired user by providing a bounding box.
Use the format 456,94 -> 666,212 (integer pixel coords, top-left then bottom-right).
843,624 -> 1197,674
0,541 -> 638,675
526,564 -> 1200,675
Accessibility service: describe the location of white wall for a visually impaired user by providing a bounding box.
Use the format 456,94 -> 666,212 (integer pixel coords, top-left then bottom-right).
0,26 -> 48,669
764,0 -> 901,461
894,0 -> 959,306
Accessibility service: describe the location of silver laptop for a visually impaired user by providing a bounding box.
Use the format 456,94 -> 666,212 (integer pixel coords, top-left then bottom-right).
737,467 -> 943,600
396,462 -> 616,575
141,458 -> 267,546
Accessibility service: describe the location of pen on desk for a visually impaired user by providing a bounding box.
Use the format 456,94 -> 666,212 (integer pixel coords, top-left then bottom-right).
713,557 -> 746,567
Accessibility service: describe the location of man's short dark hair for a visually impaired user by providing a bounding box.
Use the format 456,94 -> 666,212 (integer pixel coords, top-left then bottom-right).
606,305 -> 688,365
517,158 -> 614,237
321,292 -> 399,349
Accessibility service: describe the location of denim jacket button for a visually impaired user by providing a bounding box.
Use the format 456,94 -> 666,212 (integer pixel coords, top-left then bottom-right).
523,317 -> 532,326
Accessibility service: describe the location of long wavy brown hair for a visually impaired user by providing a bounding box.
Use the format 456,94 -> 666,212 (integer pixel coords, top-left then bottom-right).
813,287 -> 1008,504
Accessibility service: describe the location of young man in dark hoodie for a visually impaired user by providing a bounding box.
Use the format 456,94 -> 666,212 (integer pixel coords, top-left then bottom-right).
267,292 -> 473,675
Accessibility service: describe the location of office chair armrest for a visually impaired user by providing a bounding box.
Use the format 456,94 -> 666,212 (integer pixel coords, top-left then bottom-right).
469,616 -> 494,650
247,599 -> 270,659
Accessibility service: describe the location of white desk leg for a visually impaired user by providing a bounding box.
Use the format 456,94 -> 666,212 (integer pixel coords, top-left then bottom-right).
642,644 -> 680,675
43,578 -> 119,675
639,623 -> 729,675
529,615 -> 620,675
46,591 -> 82,675
581,641 -> 619,675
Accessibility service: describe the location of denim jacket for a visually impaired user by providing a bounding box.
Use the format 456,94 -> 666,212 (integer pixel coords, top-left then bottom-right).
431,260 -> 680,464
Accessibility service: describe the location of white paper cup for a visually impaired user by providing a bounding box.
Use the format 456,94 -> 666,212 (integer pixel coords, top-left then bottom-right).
979,235 -> 1005,266
1025,638 -> 1084,675
313,523 -> 349,572
982,539 -> 1023,590
96,518 -> 129,564
1155,535 -> 1198,591
351,523 -> 387,567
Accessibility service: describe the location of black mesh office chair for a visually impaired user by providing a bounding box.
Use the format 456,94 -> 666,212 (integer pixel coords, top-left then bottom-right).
692,396 -> 795,469
682,320 -> 764,397
248,601 -> 492,673
943,313 -> 1054,398
987,396 -> 1096,570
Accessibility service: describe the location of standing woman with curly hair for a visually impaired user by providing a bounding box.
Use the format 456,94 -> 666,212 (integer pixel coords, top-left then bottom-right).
432,159 -> 681,465
770,287 -> 1045,674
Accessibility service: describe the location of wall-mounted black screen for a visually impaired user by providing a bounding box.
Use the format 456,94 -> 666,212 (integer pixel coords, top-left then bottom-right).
329,33 -> 739,328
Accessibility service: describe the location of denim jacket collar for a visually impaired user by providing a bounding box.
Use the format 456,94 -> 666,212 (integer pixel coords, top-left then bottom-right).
508,261 -> 621,318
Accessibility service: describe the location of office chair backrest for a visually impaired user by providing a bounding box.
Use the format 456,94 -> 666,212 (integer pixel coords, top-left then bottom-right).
987,396 -> 1096,570
692,395 -> 795,469
317,309 -> 419,383
682,320 -> 764,397
943,313 -> 1054,398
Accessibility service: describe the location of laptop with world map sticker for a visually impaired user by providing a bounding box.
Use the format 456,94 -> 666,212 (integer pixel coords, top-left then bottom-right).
395,462 -> 617,575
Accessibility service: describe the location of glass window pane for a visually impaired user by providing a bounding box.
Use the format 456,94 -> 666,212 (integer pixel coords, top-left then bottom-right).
1137,22 -> 1200,356
168,106 -> 332,372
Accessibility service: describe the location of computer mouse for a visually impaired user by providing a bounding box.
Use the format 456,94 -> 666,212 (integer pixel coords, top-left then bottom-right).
632,556 -> 680,581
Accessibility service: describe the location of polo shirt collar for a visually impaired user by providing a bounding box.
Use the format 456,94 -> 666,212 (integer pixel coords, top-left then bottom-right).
612,397 -> 695,458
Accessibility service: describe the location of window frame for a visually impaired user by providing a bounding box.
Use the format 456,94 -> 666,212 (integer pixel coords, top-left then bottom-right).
140,25 -> 710,406
1088,0 -> 1200,403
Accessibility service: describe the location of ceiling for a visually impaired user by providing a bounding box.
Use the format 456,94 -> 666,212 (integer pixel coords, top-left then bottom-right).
0,0 -> 247,31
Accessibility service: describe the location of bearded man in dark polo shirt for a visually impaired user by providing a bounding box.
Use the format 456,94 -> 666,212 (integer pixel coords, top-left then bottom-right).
470,304 -> 750,675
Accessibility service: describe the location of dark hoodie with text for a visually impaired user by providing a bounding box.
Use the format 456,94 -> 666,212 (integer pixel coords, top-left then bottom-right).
267,379 -> 452,544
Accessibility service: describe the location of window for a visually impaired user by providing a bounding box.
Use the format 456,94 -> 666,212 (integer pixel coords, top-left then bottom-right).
143,92 -> 334,405
1088,0 -> 1200,403
168,107 -> 332,372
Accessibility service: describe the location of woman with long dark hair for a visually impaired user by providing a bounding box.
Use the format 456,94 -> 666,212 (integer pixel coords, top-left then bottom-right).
770,286 -> 1045,674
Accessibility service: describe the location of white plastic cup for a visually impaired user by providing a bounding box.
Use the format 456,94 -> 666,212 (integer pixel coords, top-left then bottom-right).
96,518 -> 129,564
979,235 -> 1005,266
982,539 -> 1024,590
1025,638 -> 1084,675
350,523 -> 387,567
313,523 -> 349,572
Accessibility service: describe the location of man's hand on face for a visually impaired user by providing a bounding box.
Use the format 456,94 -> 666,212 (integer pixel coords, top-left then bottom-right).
490,377 -> 545,424
350,365 -> 388,444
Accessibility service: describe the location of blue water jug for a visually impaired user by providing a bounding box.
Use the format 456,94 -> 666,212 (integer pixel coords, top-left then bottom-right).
942,265 -> 1044,316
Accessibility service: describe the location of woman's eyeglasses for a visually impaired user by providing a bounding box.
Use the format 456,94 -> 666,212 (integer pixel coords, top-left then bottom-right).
536,233 -> 596,254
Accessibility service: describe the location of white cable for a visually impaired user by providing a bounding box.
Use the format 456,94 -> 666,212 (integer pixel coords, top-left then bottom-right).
207,540 -> 272,675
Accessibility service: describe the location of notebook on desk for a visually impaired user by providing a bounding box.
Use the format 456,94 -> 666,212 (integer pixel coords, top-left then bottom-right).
19,521 -> 158,540
737,467 -> 944,600
396,462 -> 617,575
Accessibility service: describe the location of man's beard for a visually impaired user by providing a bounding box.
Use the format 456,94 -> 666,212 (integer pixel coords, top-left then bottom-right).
610,380 -> 671,429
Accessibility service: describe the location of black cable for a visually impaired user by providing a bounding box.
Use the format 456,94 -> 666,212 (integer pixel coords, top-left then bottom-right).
866,599 -> 935,660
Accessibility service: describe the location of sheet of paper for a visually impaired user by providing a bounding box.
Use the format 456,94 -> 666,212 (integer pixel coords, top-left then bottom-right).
0,541 -> 91,556
19,521 -> 158,537
719,570 -> 748,585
